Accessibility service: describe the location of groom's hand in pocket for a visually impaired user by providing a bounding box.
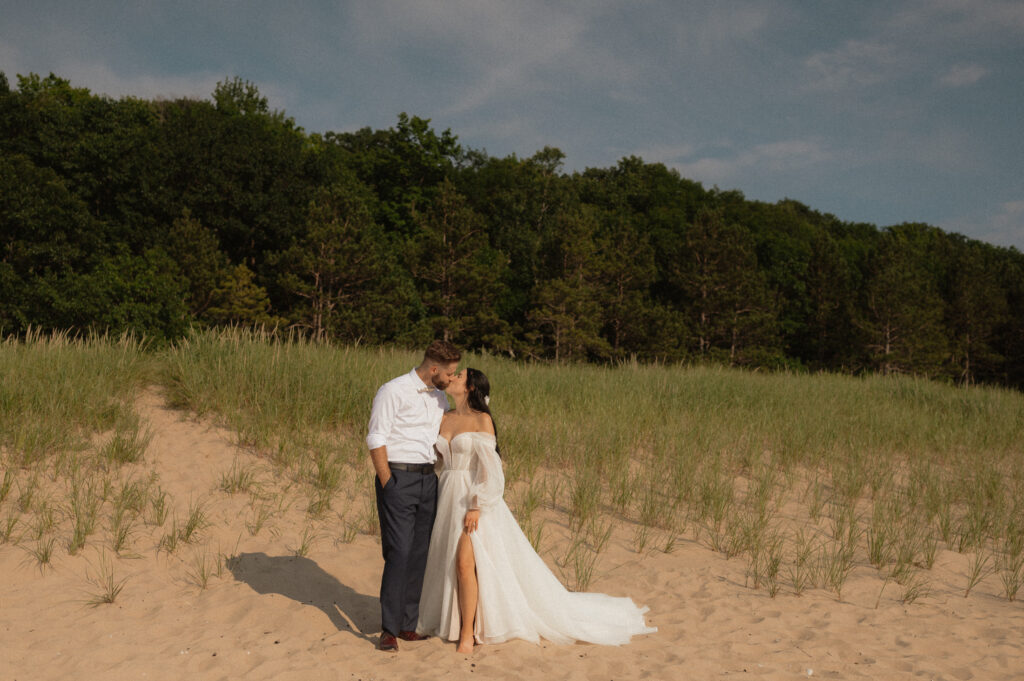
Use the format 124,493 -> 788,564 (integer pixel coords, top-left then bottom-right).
370,446 -> 392,488
464,509 -> 480,534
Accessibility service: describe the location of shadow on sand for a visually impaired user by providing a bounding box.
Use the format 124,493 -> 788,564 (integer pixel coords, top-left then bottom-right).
228,552 -> 378,643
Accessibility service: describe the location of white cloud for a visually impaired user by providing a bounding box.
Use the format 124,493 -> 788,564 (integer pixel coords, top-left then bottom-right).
0,33 -> 222,103
673,155 -> 741,183
667,139 -> 829,184
890,123 -> 987,172
10,57 -> 298,116
982,200 -> 1024,249
628,143 -> 697,165
347,1 -> 629,118
803,40 -> 907,91
945,200 -> 1024,249
938,63 -> 989,87
673,2 -> 776,54
891,0 -> 1024,39
53,62 -> 222,101
0,40 -> 23,74
803,2 -> 1019,93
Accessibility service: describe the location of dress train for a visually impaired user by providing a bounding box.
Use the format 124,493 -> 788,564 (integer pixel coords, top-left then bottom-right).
417,432 -> 656,646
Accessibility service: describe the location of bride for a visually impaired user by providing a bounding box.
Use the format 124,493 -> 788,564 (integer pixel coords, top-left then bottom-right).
416,368 -> 656,653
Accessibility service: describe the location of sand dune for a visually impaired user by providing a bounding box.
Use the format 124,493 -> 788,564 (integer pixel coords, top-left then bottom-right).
2,391 -> 1022,681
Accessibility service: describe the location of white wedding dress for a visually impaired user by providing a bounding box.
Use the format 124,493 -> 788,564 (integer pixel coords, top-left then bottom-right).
416,432 -> 656,646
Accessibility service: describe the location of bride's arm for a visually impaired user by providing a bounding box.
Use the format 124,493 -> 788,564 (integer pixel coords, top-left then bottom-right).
468,437 -> 505,512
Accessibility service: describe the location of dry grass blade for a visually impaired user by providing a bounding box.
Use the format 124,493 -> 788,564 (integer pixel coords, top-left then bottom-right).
219,460 -> 258,495
109,507 -> 137,555
24,536 -> 57,571
85,551 -> 128,606
999,553 -> 1024,602
179,499 -> 209,544
0,468 -> 13,505
246,500 -> 275,536
186,549 -> 216,591
1,512 -> 20,544
290,525 -> 320,557
964,551 -> 993,598
900,570 -> 931,605
100,413 -> 153,466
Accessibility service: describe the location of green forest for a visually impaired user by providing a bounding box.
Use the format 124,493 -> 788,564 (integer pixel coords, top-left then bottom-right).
2,73 -> 1022,388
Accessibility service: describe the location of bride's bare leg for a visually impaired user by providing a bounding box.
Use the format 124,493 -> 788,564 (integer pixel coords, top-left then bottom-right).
455,532 -> 477,653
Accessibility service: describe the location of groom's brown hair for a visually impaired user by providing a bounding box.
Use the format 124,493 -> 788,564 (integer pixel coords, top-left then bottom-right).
424,339 -> 461,365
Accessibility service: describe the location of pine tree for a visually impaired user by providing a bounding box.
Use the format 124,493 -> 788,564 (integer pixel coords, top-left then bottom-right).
860,226 -> 947,376
409,178 -> 510,349
527,206 -> 611,362
673,208 -> 779,365
271,181 -> 406,341
166,209 -> 228,318
206,264 -> 284,328
946,243 -> 1007,385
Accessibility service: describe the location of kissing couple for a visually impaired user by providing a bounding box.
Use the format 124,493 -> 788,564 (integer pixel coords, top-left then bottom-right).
367,340 -> 655,653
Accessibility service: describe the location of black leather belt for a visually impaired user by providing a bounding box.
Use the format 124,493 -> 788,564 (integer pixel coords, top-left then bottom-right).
389,462 -> 435,474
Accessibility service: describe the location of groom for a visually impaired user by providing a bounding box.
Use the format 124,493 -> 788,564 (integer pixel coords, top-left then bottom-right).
367,340 -> 460,651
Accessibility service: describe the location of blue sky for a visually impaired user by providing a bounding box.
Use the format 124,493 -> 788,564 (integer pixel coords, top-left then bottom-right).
3,1 -> 1023,249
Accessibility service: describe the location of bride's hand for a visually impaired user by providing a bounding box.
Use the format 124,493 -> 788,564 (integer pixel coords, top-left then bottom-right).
464,509 -> 480,534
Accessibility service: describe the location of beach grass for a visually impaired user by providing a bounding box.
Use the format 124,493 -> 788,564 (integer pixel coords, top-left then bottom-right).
83,550 -> 128,606
0,330 -> 152,467
3,328 -> 1023,603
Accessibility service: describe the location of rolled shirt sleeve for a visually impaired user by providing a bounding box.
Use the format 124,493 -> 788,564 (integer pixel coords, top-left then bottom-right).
366,384 -> 398,450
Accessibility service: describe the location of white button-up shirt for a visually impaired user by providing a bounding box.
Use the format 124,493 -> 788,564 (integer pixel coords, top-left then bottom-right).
366,368 -> 449,464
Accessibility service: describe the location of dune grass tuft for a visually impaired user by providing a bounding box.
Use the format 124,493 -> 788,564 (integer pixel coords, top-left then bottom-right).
84,551 -> 128,606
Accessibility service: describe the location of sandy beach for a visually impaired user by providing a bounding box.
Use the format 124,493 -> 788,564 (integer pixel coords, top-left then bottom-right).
2,391 -> 1022,681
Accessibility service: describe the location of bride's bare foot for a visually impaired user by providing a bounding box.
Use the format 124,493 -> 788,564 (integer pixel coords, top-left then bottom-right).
456,637 -> 474,654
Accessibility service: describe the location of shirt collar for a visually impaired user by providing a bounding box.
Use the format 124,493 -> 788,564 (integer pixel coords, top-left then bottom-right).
409,367 -> 434,392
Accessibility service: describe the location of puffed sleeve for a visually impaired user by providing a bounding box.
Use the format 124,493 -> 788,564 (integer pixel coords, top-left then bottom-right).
468,436 -> 505,510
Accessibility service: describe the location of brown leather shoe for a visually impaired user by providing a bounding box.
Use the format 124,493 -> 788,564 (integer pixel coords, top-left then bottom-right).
379,632 -> 398,651
399,630 -> 431,641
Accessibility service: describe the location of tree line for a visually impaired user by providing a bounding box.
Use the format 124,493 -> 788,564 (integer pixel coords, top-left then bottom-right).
2,74 -> 1022,388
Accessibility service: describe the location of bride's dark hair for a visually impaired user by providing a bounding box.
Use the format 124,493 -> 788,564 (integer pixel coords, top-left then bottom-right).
465,367 -> 499,455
